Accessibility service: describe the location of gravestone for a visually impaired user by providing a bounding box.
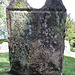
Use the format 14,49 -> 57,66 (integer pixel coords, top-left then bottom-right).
64,40 -> 70,52
6,0 -> 66,75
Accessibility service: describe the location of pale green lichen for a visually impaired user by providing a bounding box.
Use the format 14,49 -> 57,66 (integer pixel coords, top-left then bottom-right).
13,2 -> 28,8
14,49 -> 20,55
56,11 -> 60,25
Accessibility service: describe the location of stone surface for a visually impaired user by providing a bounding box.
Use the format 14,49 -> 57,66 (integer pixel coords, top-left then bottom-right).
64,51 -> 75,58
0,42 -> 9,53
6,0 -> 66,75
64,40 -> 70,52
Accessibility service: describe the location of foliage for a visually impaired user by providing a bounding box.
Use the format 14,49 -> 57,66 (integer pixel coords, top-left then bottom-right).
0,0 -> 10,39
65,14 -> 75,52
65,14 -> 74,41
70,39 -> 75,52
0,39 -> 8,44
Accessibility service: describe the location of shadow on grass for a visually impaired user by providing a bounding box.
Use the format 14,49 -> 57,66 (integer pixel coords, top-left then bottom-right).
0,62 -> 11,75
0,52 -> 9,58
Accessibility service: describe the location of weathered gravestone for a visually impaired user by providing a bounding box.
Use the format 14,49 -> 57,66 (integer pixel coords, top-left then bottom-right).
6,0 -> 66,75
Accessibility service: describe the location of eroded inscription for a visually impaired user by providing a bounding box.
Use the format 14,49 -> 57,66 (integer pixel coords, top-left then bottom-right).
10,11 -> 33,37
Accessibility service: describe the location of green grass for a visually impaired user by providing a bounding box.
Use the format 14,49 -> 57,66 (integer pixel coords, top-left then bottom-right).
63,56 -> 75,75
0,52 -> 10,75
0,52 -> 75,75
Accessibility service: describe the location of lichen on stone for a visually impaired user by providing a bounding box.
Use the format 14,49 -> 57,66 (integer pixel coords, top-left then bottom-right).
56,11 -> 60,25
13,1 -> 28,8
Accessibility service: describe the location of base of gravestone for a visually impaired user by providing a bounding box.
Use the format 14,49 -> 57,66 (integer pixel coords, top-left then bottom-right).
9,69 -> 62,75
8,70 -> 26,75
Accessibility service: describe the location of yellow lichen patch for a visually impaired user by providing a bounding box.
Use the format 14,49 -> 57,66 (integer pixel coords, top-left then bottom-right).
13,2 -> 28,8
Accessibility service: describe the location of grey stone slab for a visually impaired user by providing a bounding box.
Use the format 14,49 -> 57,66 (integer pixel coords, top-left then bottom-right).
6,0 -> 66,75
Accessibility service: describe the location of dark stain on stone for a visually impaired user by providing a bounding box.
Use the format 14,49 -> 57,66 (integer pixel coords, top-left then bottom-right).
48,62 -> 59,71
12,60 -> 22,70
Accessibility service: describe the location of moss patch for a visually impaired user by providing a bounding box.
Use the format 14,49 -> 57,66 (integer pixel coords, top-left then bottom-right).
13,2 -> 28,8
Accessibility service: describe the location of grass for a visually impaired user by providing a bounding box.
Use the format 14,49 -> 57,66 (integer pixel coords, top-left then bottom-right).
0,52 -> 10,75
0,52 -> 75,75
63,56 -> 75,75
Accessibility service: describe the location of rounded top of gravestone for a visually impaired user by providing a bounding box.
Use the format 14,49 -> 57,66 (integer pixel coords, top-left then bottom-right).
7,0 -> 66,11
